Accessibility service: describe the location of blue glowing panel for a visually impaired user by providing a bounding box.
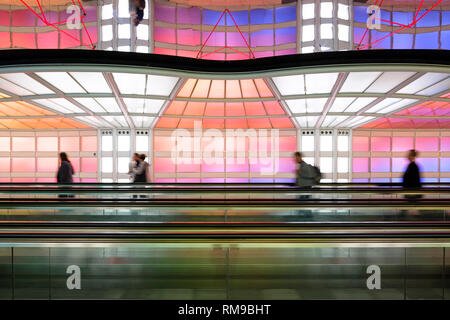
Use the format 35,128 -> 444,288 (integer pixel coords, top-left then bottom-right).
275,6 -> 296,23
371,158 -> 390,173
371,178 -> 390,183
415,10 -> 440,27
415,32 -> 439,49
443,11 -> 450,25
250,9 -> 273,24
354,27 -> 369,46
393,33 -> 413,49
275,178 -> 295,183
370,31 -> 391,49
227,10 -> 249,26
422,178 -> 439,183
250,178 -> 274,183
392,158 -> 409,173
392,178 -> 402,183
275,27 -> 296,45
441,158 -> 450,172
441,178 -> 450,183
353,178 -> 369,183
353,6 -> 367,23
203,10 -> 226,26
416,158 -> 438,172
442,31 -> 450,50
393,12 -> 414,26
251,29 -> 274,46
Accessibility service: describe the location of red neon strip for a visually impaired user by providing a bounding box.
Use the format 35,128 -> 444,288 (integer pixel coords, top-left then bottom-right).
200,46 -> 227,59
196,9 -> 227,58
80,18 -> 94,48
225,46 -> 251,57
358,24 -> 409,50
225,9 -> 255,59
412,0 -> 442,25
35,0 -> 47,23
374,18 -> 409,28
413,0 -> 425,22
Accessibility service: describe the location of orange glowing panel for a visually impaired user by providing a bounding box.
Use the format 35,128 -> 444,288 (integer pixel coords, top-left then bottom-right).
0,103 -> 24,116
240,80 -> 259,98
248,118 -> 272,128
263,101 -> 285,115
225,102 -> 245,116
225,118 -> 248,129
18,119 -> 56,129
165,101 -> 187,115
209,80 -> 225,98
225,80 -> 241,98
191,79 -> 211,98
254,79 -> 273,97
245,102 -> 266,116
184,102 -> 206,116
155,117 -> 180,128
270,117 -> 294,128
0,119 -> 30,129
178,118 -> 201,128
153,136 -> 175,152
204,102 -> 225,116
178,79 -> 197,97
203,119 -> 225,129
41,118 -> 90,129
9,101 -> 56,115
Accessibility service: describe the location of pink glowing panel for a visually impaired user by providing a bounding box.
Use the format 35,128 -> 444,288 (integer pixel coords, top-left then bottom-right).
416,158 -> 438,172
201,136 -> 224,151
36,178 -> 57,182
0,11 -> 9,26
392,157 -> 409,172
155,3 -> 176,23
204,103 -> 225,116
12,137 -> 35,152
154,136 -> 175,152
264,101 -> 284,115
0,137 -> 10,151
392,137 -> 414,152
279,136 -> 297,151
154,27 -> 176,43
60,137 -> 79,152
60,29 -> 81,48
254,79 -> 273,97
81,158 -> 97,173
81,178 -> 98,183
177,178 -> 200,183
226,32 -> 249,47
184,102 -> 206,116
12,10 -> 35,26
37,158 -> 58,172
241,81 -> 259,98
0,158 -> 10,172
177,161 -> 200,172
12,158 -> 35,172
0,32 -> 8,48
226,158 -> 248,172
416,137 -> 439,151
226,178 -> 248,183
154,178 -> 176,182
203,119 -> 225,129
441,158 -> 450,172
278,157 -> 296,172
442,137 -> 450,151
226,136 -> 248,152
353,158 -> 369,172
70,158 -> 80,173
37,31 -> 58,49
371,158 -> 390,172
37,137 -> 58,152
12,33 -> 35,49
270,118 -> 294,128
81,136 -> 98,152
202,178 -> 224,183
247,118 -> 272,129
201,31 -> 225,47
154,158 -> 175,172
192,80 -> 211,98
202,159 -> 224,172
12,178 -> 34,182
353,137 -> 369,152
371,137 -> 390,152
154,47 -> 176,56
177,50 -> 197,58
165,101 -> 187,115
225,119 -> 248,129
0,178 -> 9,182
244,102 -> 266,116
155,117 -> 179,128
275,49 -> 297,56
177,29 -> 201,46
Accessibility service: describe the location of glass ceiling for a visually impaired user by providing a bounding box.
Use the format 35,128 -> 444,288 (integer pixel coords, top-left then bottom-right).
0,66 -> 448,129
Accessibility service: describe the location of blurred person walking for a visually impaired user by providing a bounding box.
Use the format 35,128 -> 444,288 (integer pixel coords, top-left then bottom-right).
402,149 -> 422,200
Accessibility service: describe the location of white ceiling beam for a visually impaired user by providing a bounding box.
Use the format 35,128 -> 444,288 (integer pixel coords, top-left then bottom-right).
103,72 -> 135,129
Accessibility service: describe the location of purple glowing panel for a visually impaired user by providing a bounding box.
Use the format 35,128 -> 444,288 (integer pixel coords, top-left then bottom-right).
371,178 -> 390,183
371,137 -> 390,152
278,158 -> 296,173
177,178 -> 201,183
177,162 -> 201,172
202,178 -> 225,183
226,159 -> 248,172
202,160 -> 224,172
370,31 -> 391,49
154,3 -> 175,23
392,157 -> 409,172
353,158 -> 369,172
154,179 -> 176,182
201,31 -> 225,47
441,137 -> 450,151
226,32 -> 250,47
250,178 -> 274,183
392,178 -> 402,183
415,32 -> 439,49
251,29 -> 274,46
422,178 -> 439,183
275,178 -> 296,183
275,27 -> 296,45
250,9 -> 273,24
416,137 -> 439,151
177,7 -> 201,24
226,178 -> 249,183
416,158 -> 438,172
392,137 -> 414,152
353,178 -> 369,182
371,158 -> 390,172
